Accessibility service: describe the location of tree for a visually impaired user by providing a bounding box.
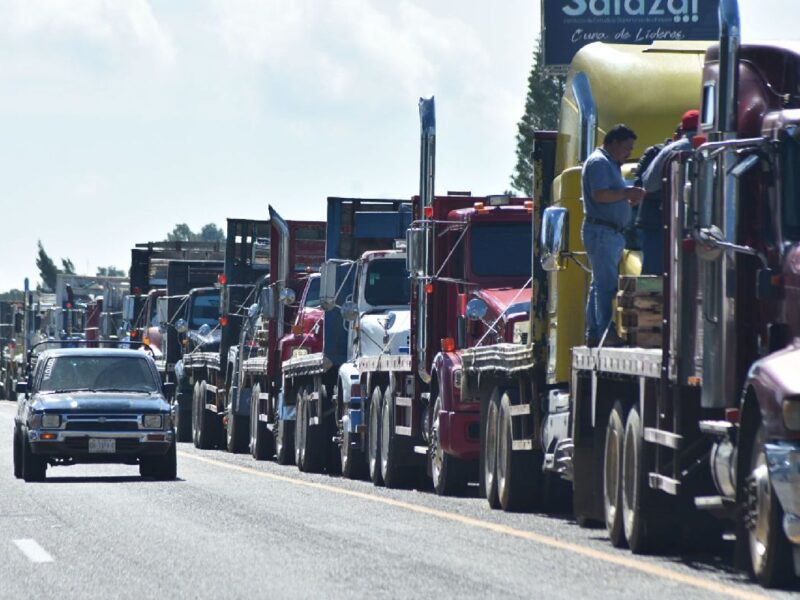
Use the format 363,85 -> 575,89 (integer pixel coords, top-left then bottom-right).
97,266 -> 125,277
166,223 -> 195,242
510,37 -> 566,196
61,258 -> 76,274
36,241 -> 59,292
199,223 -> 225,242
165,222 -> 225,243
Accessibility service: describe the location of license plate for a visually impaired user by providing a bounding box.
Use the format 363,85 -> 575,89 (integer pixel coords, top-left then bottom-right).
88,438 -> 116,453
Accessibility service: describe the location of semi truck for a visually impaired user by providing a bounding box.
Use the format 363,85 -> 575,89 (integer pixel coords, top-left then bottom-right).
0,300 -> 23,400
280,197 -> 412,473
363,98 -> 535,495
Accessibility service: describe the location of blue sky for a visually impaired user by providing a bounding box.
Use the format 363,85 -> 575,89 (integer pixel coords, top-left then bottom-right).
0,0 -> 796,291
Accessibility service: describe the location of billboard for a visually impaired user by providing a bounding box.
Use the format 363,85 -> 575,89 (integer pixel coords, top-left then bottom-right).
542,0 -> 721,68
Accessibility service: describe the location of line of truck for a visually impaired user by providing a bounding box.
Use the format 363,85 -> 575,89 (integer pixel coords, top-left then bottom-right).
4,1 -> 798,588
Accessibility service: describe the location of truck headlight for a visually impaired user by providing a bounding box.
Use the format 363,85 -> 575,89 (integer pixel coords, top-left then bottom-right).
41,414 -> 61,429
783,397 -> 800,431
142,414 -> 163,429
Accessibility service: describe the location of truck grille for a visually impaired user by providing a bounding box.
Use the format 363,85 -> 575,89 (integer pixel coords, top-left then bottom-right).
64,415 -> 140,432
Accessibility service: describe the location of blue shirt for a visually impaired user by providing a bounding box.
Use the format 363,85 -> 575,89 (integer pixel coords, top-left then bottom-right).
581,147 -> 630,229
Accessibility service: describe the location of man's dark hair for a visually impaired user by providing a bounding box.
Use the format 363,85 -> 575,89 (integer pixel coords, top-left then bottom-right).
603,124 -> 637,146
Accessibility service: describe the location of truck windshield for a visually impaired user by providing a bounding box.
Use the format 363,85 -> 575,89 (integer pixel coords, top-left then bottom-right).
304,277 -> 321,308
189,294 -> 220,329
39,355 -> 159,393
471,222 -> 532,277
782,136 -> 800,241
364,259 -> 410,306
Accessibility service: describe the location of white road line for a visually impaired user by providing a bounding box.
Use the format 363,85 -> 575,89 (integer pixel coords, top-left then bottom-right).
13,539 -> 54,563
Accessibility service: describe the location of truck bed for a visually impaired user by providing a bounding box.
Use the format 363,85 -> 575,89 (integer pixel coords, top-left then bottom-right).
572,346 -> 662,378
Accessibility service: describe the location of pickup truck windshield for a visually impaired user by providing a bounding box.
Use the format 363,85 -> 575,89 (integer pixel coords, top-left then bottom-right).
189,294 -> 220,329
39,356 -> 159,393
304,277 -> 321,309
364,259 -> 410,306
471,222 -> 532,277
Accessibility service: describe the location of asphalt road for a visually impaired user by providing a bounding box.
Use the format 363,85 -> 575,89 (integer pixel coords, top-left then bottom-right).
1,401 -> 795,600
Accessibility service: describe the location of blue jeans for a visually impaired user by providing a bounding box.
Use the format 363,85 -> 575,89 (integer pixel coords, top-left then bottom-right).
582,222 -> 624,340
640,229 -> 663,276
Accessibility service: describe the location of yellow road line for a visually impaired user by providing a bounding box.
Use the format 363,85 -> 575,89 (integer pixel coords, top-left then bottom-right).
178,451 -> 769,600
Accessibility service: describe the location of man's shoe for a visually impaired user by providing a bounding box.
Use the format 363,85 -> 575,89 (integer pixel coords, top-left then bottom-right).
599,332 -> 626,348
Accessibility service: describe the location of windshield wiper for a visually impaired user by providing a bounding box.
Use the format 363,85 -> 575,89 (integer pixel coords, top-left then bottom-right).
94,388 -> 155,394
41,388 -> 97,394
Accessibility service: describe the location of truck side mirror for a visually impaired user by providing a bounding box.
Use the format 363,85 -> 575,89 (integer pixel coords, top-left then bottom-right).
175,318 -> 189,334
540,207 -> 568,272
320,261 -> 340,311
279,287 -> 296,305
156,297 -> 171,330
406,227 -> 427,278
162,381 -> 175,400
260,287 -> 276,320
122,296 -> 136,321
15,381 -> 27,395
341,300 -> 359,322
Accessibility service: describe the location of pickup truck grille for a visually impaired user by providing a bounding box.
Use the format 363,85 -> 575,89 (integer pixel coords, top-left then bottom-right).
63,415 -> 140,432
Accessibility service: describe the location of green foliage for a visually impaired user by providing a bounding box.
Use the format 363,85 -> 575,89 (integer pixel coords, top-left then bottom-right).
61,258 -> 76,274
36,241 -> 60,292
97,266 -> 125,277
166,223 -> 225,242
0,289 -> 24,302
510,37 -> 566,196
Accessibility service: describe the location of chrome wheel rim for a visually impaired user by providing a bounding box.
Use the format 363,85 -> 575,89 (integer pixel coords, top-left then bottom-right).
381,394 -> 391,476
604,421 -> 621,529
747,426 -> 771,575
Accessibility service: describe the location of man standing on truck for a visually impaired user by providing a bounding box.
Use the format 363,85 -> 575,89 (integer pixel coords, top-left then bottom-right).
637,109 -> 700,275
581,124 -> 645,347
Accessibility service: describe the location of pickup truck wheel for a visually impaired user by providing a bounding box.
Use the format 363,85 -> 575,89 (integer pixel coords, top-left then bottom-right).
174,390 -> 192,443
194,381 -> 215,450
380,387 -> 410,488
622,406 -> 662,554
226,399 -> 249,454
139,458 -> 155,478
431,392 -> 468,496
745,422 -> 793,588
250,384 -> 274,460
484,388 -> 501,509
152,439 -> 178,481
275,388 -> 295,466
13,425 -> 22,479
496,390 -> 538,511
604,401 -> 626,548
21,430 -> 46,482
368,386 -> 384,486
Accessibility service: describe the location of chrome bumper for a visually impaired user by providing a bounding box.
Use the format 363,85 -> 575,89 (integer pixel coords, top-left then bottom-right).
28,429 -> 174,444
765,442 -> 800,545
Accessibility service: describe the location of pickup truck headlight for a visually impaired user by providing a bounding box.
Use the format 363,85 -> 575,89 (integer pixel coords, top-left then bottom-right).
41,414 -> 61,429
783,396 -> 800,431
142,414 -> 163,429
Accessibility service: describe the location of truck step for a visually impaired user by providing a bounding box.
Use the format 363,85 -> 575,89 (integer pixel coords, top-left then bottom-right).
643,427 -> 682,449
509,404 -> 531,417
413,445 -> 429,455
395,396 -> 412,407
394,426 -> 412,436
205,384 -> 219,395
511,440 -> 533,451
310,391 -> 320,401
648,473 -> 680,495
694,496 -> 724,510
205,403 -> 220,414
309,416 -> 320,426
699,420 -> 735,438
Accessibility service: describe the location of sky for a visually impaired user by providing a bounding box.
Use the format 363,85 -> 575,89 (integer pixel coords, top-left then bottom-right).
0,0 -> 796,292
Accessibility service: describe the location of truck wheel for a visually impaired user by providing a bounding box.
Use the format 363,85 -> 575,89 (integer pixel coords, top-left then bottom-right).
339,383 -> 365,479
13,425 -> 23,479
275,388 -> 296,466
155,439 -> 178,480
250,384 -> 274,460
484,388 -> 501,509
603,401 -> 626,548
431,391 -> 469,496
194,381 -> 215,450
380,386 -> 410,488
191,381 -> 201,447
496,390 -> 538,510
226,401 -> 249,454
745,422 -> 793,588
622,406 -> 660,554
368,386 -> 384,486
21,430 -> 46,482
296,387 -> 323,473
174,390 -> 192,443
139,459 -> 155,478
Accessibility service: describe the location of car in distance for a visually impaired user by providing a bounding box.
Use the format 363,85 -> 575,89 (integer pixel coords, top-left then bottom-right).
12,348 -> 176,481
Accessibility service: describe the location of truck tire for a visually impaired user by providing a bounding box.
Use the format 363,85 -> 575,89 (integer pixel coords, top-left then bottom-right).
484,388 -> 501,509
604,401 -> 626,548
339,383 -> 366,480
296,387 -> 323,472
174,389 -> 192,443
21,430 -> 46,482
275,387 -> 296,466
191,381 -> 201,447
250,384 -> 274,460
745,422 -> 793,588
193,381 -> 216,450
380,386 -> 410,488
226,401 -> 248,454
13,424 -> 23,479
496,390 -> 538,510
622,406 -> 660,554
153,439 -> 178,481
368,386 -> 384,486
431,391 -> 469,497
